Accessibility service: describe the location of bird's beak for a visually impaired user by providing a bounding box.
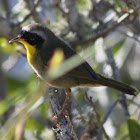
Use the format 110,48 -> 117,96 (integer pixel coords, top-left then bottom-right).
9,36 -> 24,43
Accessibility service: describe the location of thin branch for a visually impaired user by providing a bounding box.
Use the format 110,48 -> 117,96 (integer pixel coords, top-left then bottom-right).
97,99 -> 120,137
71,94 -> 86,125
47,88 -> 77,140
120,43 -> 136,72
54,0 -> 68,17
118,30 -> 140,43
34,131 -> 44,140
15,119 -> 26,140
105,48 -> 130,118
128,99 -> 140,107
85,92 -> 110,140
16,0 -> 41,26
17,50 -> 27,57
124,0 -> 138,9
1,0 -> 11,18
0,16 -> 19,39
71,7 -> 140,47
0,51 -> 7,100
64,0 -> 89,39
2,53 -> 19,72
102,99 -> 120,125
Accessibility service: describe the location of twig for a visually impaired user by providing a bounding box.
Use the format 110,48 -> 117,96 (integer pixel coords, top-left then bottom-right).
0,16 -> 20,39
47,88 -> 77,140
128,99 -> 140,107
1,0 -> 11,18
64,0 -> 89,39
85,92 -> 110,140
17,50 -> 27,57
16,0 -> 41,26
71,94 -> 86,125
124,0 -> 138,9
120,43 -> 136,72
54,0 -> 68,17
35,130 -> 44,140
105,48 -> 130,118
0,51 -> 7,100
102,99 -> 120,125
71,8 -> 140,47
118,30 -> 140,43
98,99 -> 120,137
15,119 -> 26,140
2,53 -> 19,72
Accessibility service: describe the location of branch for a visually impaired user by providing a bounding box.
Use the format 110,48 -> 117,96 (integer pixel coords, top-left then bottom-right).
71,8 -> 140,47
85,92 -> 110,140
102,99 -> 120,125
0,51 -> 7,100
105,48 -> 130,118
47,88 -> 77,140
15,119 -> 26,140
128,99 -> 140,107
54,0 -> 68,17
23,0 -> 43,24
16,0 -> 41,26
0,16 -> 20,39
124,0 -> 139,9
2,53 -> 19,72
1,0 -> 11,18
118,30 -> 140,43
64,0 -> 89,39
71,94 -> 86,125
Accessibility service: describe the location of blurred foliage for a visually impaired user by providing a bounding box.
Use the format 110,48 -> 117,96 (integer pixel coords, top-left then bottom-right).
128,118 -> 140,140
0,38 -> 16,53
77,0 -> 92,12
0,0 -> 140,140
112,40 -> 125,55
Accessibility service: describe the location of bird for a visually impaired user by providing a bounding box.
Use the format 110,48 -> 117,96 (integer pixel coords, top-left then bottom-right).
9,23 -> 137,117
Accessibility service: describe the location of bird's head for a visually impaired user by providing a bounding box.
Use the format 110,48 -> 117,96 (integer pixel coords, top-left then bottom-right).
9,23 -> 47,48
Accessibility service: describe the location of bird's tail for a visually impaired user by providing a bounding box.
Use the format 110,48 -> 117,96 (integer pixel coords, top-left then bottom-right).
95,73 -> 137,95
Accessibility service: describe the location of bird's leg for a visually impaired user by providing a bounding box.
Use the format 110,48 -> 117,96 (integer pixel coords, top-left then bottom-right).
57,88 -> 71,121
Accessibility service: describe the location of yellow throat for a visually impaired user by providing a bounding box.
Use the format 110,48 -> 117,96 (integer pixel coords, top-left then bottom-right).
19,41 -> 36,65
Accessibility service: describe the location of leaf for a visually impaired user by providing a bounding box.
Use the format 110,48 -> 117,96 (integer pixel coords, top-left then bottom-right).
128,118 -> 140,140
0,38 -> 16,53
0,100 -> 10,116
26,118 -> 44,132
112,40 -> 125,55
49,48 -> 64,70
77,0 -> 92,11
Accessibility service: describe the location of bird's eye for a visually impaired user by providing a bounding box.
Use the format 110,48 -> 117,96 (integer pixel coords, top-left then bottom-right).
30,34 -> 37,40
30,38 -> 35,41
22,32 -> 44,47
25,34 -> 38,46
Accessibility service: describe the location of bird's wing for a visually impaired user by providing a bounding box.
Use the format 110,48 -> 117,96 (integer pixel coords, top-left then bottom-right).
55,39 -> 99,80
67,62 -> 99,80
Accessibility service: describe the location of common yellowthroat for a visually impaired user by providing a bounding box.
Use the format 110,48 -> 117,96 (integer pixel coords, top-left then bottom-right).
9,23 -> 137,114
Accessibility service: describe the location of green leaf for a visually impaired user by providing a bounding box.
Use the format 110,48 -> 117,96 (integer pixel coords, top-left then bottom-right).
0,100 -> 10,116
26,118 -> 44,132
0,38 -> 16,53
128,118 -> 140,140
77,0 -> 92,12
112,40 -> 125,55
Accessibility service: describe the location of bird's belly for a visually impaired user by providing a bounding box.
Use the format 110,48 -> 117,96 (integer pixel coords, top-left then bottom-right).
47,75 -> 79,88
29,57 -> 46,80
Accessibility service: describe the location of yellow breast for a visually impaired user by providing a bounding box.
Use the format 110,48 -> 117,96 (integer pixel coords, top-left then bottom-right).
19,41 -> 36,65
